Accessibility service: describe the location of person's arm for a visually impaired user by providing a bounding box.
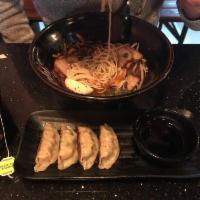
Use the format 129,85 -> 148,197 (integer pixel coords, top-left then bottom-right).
0,0 -> 35,43
177,0 -> 200,30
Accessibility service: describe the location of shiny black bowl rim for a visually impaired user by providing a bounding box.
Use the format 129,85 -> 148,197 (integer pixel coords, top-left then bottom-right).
29,13 -> 174,101
133,109 -> 200,164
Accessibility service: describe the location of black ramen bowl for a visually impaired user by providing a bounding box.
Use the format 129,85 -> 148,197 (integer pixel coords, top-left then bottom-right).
133,109 -> 199,165
29,12 -> 174,101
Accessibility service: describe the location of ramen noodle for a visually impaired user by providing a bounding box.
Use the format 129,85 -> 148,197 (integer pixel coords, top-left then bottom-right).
53,0 -> 148,96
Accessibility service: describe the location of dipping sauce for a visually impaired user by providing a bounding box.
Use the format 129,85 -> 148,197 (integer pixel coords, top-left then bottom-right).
139,117 -> 185,158
134,109 -> 199,164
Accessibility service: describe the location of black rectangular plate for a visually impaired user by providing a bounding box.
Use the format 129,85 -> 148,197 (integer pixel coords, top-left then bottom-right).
16,110 -> 200,180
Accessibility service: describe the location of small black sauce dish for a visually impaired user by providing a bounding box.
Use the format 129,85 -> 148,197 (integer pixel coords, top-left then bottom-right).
133,109 -> 199,165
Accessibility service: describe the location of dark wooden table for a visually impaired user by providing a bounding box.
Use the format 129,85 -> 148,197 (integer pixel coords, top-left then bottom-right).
0,44 -> 200,199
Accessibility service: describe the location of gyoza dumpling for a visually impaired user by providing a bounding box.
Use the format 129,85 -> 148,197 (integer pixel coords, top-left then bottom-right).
34,123 -> 60,172
78,126 -> 99,170
58,124 -> 78,170
98,124 -> 120,169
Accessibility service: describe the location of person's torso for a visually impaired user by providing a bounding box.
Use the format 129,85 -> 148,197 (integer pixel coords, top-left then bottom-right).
32,0 -> 164,25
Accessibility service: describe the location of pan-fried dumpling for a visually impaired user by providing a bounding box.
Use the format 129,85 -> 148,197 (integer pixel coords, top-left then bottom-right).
58,124 -> 78,170
34,123 -> 60,172
98,124 -> 120,169
78,126 -> 99,170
